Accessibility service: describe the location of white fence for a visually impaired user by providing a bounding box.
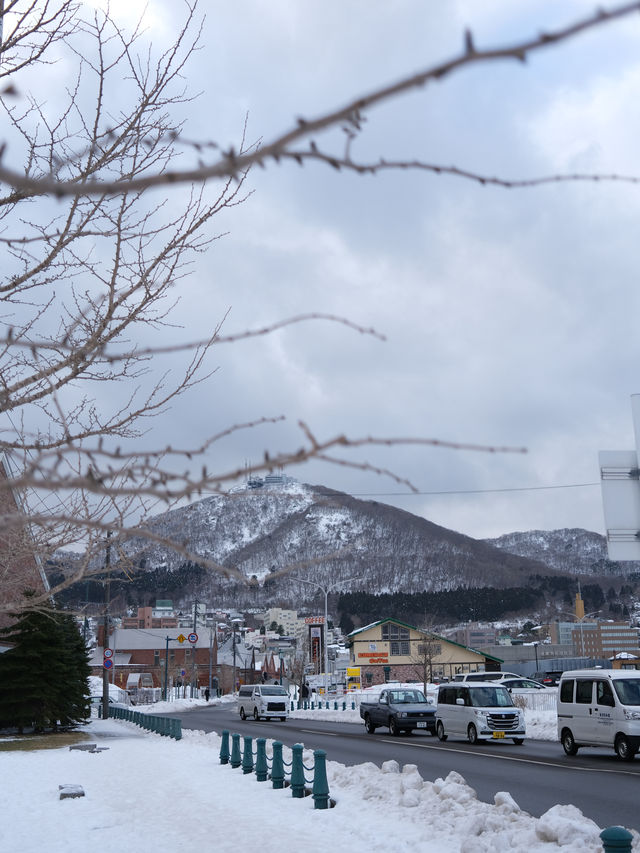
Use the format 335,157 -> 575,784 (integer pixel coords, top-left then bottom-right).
511,690 -> 558,712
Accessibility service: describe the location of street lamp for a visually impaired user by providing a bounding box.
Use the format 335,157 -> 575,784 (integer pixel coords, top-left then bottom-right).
295,576 -> 362,698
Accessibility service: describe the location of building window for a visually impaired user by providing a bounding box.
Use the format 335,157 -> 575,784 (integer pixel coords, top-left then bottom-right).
382,624 -> 409,642
390,641 -> 410,656
154,651 -> 159,666
418,642 -> 441,656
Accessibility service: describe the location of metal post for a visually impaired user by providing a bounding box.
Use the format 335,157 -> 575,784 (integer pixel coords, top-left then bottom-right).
208,625 -> 214,695
219,730 -> 230,764
255,738 -> 268,781
163,636 -> 170,701
271,741 -> 285,788
290,744 -> 305,798
101,533 -> 112,722
312,749 -> 330,809
600,826 -> 633,853
232,624 -> 237,694
242,735 -> 254,774
324,589 -> 328,700
230,733 -> 241,768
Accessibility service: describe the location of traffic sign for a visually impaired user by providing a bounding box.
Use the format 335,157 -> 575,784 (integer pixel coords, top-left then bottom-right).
177,634 -> 186,643
103,658 -> 113,670
188,632 -> 198,644
103,648 -> 114,659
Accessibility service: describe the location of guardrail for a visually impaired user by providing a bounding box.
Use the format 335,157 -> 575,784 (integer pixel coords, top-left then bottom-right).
107,705 -> 182,740
219,730 -> 332,809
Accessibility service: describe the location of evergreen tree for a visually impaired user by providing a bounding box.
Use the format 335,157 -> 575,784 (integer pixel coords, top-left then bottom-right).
0,603 -> 90,733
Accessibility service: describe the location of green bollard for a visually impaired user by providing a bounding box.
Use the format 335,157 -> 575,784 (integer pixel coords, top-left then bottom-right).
351,701 -> 355,710
600,827 -> 633,853
230,733 -> 241,768
255,738 -> 268,782
342,701 -> 346,711
310,702 -> 314,710
312,749 -> 330,809
290,744 -> 305,798
271,741 -> 285,789
219,730 -> 230,764
334,701 -> 338,711
242,736 -> 254,774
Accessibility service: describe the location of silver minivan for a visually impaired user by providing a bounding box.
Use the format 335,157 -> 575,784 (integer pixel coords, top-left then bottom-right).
557,669 -> 640,761
237,684 -> 289,721
436,682 -> 526,745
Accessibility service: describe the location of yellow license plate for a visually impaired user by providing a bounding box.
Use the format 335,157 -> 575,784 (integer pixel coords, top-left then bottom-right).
492,731 -> 505,739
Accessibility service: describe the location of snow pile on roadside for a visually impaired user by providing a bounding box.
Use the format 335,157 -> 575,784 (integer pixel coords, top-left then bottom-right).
3,718 -> 637,853
327,757 -> 620,852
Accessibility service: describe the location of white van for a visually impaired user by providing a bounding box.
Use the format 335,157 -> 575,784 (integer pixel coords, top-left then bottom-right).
436,682 -> 526,745
237,684 -> 289,721
557,669 -> 640,761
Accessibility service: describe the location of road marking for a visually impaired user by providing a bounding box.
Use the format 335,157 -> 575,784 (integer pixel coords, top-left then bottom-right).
378,739 -> 640,776
300,729 -> 338,736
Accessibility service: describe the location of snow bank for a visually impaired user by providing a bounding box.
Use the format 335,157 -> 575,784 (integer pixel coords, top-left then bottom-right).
2,718 -> 638,853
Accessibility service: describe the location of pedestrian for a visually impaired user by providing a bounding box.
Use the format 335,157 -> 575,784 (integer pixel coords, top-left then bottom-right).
301,682 -> 309,701
204,687 -> 210,702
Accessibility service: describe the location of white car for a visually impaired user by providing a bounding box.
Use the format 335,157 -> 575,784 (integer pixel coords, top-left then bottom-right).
436,682 -> 526,745
452,671 -> 522,683
501,678 -> 549,692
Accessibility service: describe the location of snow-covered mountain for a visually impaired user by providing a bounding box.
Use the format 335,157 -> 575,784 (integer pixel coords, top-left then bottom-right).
484,528 -> 640,576
118,482 -> 556,602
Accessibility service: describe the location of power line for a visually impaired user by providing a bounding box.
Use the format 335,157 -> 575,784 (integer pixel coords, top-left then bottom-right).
324,482 -> 601,498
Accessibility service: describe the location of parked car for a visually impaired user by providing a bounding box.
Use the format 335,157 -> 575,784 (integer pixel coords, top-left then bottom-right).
557,669 -> 640,761
452,671 -> 522,683
360,687 -> 436,736
501,678 -> 549,692
436,682 -> 526,745
534,671 -> 562,687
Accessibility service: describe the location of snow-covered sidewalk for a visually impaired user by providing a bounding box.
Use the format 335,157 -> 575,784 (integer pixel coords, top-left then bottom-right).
2,711 -> 638,853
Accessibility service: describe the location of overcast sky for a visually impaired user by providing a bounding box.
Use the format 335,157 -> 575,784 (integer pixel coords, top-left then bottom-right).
60,2 -> 640,539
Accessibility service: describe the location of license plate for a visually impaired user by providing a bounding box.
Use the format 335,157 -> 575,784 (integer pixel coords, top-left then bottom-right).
492,731 -> 505,739
416,722 -> 427,728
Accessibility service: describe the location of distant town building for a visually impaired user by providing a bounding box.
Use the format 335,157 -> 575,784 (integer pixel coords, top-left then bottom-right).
348,618 -> 502,686
573,621 -> 639,658
121,604 -> 177,630
449,623 -> 497,649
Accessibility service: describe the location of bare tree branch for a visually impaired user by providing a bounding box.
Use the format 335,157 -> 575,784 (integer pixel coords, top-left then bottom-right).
1,2 -> 639,196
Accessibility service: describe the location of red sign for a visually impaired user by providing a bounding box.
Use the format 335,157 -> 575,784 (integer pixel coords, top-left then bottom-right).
188,632 -> 198,644
103,648 -> 114,659
304,616 -> 325,625
103,658 -> 113,670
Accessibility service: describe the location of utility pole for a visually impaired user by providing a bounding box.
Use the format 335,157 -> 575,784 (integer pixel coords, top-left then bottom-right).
101,532 -> 112,721
163,635 -> 179,701
232,623 -> 237,694
191,596 -> 198,697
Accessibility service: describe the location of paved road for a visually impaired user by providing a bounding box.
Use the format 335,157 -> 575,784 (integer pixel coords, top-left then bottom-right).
167,703 -> 640,831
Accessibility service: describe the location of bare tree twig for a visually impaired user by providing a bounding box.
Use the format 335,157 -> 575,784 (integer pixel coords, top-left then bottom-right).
1,2 -> 639,196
